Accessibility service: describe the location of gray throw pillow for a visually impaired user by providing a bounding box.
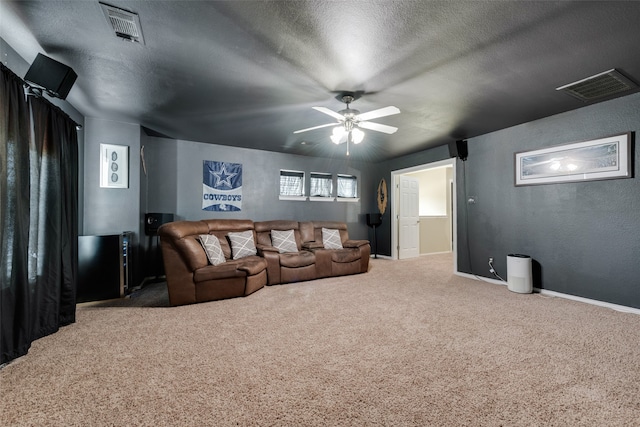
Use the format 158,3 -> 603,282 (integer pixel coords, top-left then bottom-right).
322,227 -> 343,249
199,234 -> 226,266
271,229 -> 298,253
227,230 -> 257,259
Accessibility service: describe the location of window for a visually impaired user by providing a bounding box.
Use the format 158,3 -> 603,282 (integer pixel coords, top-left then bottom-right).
279,170 -> 305,200
310,172 -> 333,200
337,174 -> 359,201
279,171 -> 358,202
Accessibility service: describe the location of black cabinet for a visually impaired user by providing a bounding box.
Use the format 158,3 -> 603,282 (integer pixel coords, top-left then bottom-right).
77,232 -> 133,302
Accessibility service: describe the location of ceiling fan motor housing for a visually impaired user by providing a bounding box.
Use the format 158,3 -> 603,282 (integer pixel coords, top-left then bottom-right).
338,108 -> 360,119
341,94 -> 355,104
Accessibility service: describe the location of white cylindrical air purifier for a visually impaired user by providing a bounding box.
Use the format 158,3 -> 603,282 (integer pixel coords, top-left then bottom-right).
507,254 -> 533,294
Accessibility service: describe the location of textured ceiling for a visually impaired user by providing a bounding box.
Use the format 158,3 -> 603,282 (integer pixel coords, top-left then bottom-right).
2,1 -> 640,161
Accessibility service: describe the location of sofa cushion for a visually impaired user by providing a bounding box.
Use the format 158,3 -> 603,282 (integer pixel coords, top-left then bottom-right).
174,236 -> 209,272
228,230 -> 257,259
279,251 -> 316,268
210,231 -> 233,259
271,229 -> 298,253
322,228 -> 343,249
199,234 -> 226,266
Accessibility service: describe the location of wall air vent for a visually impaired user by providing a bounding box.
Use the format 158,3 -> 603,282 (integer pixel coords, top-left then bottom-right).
556,69 -> 637,102
100,2 -> 145,44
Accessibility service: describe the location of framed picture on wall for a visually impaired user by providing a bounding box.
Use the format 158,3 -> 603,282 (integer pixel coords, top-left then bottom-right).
515,132 -> 632,186
100,143 -> 129,188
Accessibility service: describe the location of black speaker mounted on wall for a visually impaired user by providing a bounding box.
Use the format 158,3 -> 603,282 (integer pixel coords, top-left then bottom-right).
448,139 -> 468,161
24,53 -> 77,100
145,213 -> 174,236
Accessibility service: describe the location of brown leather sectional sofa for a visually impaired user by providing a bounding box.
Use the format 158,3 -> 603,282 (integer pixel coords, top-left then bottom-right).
158,219 -> 370,306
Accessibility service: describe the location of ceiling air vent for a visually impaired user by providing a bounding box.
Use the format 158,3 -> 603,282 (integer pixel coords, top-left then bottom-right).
556,69 -> 637,102
100,2 -> 145,44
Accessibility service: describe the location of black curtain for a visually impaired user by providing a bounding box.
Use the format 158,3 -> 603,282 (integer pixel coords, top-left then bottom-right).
1,63 -> 78,365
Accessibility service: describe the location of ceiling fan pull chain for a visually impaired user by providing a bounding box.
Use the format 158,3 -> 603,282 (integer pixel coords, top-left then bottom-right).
346,133 -> 350,156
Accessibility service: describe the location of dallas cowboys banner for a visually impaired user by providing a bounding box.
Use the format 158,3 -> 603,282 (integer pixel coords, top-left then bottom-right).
202,160 -> 242,211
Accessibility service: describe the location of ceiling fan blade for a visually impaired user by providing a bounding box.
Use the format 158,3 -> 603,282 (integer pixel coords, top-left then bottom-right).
293,122 -> 337,134
356,106 -> 400,122
359,121 -> 398,134
312,106 -> 345,121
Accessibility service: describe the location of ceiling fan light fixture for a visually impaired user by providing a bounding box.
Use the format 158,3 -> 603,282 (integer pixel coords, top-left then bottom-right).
331,126 -> 346,144
332,126 -> 346,137
352,128 -> 364,144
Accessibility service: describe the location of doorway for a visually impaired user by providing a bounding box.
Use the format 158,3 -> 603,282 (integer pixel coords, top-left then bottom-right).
391,159 -> 457,267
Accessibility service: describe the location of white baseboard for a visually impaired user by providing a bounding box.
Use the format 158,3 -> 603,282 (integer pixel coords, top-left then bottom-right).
536,289 -> 640,315
374,253 -> 452,260
456,271 -> 640,315
455,271 -> 506,286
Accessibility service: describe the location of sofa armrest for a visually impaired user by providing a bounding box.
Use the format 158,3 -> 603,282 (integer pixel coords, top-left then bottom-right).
302,241 -> 324,250
343,239 -> 369,248
236,257 -> 268,276
256,244 -> 279,255
194,263 -> 247,282
259,251 -> 282,285
160,238 -> 197,306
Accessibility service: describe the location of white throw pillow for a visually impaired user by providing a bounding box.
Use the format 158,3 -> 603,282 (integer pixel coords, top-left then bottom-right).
322,228 -> 343,250
199,234 -> 226,266
227,230 -> 257,259
271,229 -> 298,253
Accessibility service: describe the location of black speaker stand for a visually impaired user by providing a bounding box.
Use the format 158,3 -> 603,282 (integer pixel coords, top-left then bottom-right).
372,224 -> 378,258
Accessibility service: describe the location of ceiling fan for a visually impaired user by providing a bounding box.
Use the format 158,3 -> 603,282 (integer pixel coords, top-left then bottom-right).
294,93 -> 400,155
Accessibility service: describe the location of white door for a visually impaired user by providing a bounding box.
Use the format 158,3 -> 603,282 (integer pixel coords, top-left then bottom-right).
398,175 -> 420,259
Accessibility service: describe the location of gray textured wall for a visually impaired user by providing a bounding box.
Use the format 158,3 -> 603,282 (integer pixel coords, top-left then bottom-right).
142,137 -> 375,241
140,134 -> 177,215
83,117 -> 141,238
374,92 -> 640,309
82,117 -> 143,283
458,92 -> 640,308
7,35 -> 637,307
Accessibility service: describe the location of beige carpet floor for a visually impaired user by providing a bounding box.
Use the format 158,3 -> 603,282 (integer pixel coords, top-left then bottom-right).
1,254 -> 639,426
